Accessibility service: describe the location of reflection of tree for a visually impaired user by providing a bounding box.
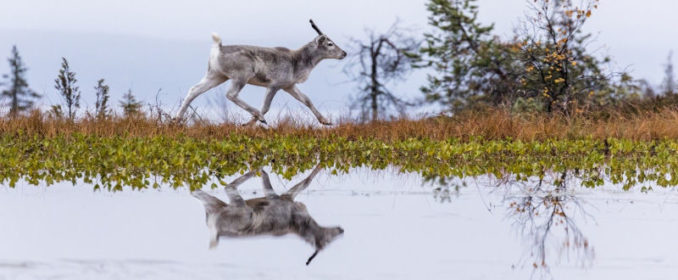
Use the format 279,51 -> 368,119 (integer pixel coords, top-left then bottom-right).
423,170 -> 594,274
504,171 -> 594,274
433,185 -> 455,203
426,177 -> 466,203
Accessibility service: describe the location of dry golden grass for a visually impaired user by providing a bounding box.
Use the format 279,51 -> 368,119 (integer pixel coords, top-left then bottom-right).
2,107 -> 678,141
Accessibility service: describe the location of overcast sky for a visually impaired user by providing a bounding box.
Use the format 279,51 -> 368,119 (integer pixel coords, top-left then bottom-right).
0,0 -> 676,120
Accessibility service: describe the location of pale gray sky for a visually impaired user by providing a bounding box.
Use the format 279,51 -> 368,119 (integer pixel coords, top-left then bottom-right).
0,0 -> 676,119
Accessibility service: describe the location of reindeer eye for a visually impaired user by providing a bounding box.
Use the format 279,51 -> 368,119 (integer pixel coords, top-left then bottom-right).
327,42 -> 334,47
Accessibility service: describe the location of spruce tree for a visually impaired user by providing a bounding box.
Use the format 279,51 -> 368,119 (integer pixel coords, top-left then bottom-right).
1,46 -> 40,117
662,51 -> 676,95
54,57 -> 81,120
119,89 -> 142,117
94,79 -> 110,119
417,0 -> 507,111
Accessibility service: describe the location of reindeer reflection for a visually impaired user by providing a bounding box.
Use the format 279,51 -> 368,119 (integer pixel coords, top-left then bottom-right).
504,171 -> 594,274
192,165 -> 343,265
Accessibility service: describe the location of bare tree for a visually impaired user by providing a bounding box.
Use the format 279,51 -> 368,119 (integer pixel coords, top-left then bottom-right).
505,171 -> 593,275
518,0 -> 608,114
344,21 -> 419,122
1,46 -> 40,117
146,88 -> 174,122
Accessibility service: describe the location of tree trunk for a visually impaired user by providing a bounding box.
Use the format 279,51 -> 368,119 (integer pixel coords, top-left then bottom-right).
370,61 -> 378,122
10,71 -> 19,117
370,40 -> 384,122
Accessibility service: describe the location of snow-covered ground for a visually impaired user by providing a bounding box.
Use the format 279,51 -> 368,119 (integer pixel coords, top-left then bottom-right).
1,169 -> 677,280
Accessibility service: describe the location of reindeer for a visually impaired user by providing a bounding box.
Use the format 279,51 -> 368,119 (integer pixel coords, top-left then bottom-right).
192,165 -> 343,265
175,20 -> 347,126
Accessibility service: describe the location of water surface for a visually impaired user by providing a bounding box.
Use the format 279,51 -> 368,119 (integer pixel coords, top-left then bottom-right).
1,168 -> 677,280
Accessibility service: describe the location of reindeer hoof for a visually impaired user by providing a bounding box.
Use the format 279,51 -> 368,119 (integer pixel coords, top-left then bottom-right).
170,117 -> 183,125
242,118 -> 257,127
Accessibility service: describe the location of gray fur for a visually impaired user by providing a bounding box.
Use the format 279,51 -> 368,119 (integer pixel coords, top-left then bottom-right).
192,166 -> 343,264
175,20 -> 347,125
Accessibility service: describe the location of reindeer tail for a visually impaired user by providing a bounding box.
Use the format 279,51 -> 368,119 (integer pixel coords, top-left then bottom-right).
211,33 -> 222,45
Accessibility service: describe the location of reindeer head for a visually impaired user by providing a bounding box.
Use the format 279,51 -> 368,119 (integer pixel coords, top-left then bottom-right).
317,226 -> 344,250
310,19 -> 347,60
291,200 -> 344,265
304,225 -> 344,266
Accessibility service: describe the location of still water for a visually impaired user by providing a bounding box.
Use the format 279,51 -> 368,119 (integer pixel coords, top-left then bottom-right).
1,167 -> 677,280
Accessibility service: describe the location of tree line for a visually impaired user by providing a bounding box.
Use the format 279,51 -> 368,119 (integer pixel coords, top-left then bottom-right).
2,0 -> 677,121
345,0 -> 678,120
0,47 -> 142,120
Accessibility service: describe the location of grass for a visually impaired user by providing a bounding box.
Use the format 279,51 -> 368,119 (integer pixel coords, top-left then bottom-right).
2,107 -> 678,141
2,108 -> 678,190
2,132 -> 677,191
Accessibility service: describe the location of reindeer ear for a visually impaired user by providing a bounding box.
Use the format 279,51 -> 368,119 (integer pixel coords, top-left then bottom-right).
315,35 -> 327,45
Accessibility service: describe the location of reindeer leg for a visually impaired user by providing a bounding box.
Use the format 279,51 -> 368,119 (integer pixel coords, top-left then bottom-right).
261,87 -> 279,116
227,79 -> 267,125
224,170 -> 256,206
284,164 -> 323,199
260,170 -> 279,199
242,87 -> 279,126
283,86 -> 331,125
175,74 -> 226,120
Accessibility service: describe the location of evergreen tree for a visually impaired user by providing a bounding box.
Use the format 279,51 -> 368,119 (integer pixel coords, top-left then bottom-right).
417,0 -> 610,114
661,51 -> 676,95
54,57 -> 80,120
119,89 -> 142,117
94,79 -> 110,119
416,0 -> 514,111
1,45 -> 40,117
